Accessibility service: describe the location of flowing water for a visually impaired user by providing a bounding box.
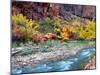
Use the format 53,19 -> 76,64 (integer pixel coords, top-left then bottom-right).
11,48 -> 95,74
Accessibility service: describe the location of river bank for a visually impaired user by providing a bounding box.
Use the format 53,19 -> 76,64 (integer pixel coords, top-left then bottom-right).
11,40 -> 96,74
11,47 -> 96,74
84,56 -> 96,70
12,46 -> 93,67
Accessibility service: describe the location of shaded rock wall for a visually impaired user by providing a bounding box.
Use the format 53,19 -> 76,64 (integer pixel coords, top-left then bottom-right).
12,1 -> 96,21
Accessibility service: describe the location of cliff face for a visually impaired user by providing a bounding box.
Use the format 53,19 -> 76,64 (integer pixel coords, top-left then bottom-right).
61,5 -> 96,19
12,1 -> 96,21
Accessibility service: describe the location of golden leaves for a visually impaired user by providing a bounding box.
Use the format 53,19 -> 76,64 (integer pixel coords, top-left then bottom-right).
79,21 -> 96,40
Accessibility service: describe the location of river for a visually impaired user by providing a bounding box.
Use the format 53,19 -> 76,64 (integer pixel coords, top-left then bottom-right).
11,47 -> 95,74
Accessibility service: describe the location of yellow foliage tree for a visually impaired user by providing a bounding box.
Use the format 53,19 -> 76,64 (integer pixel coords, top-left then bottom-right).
79,21 -> 96,40
12,14 -> 39,42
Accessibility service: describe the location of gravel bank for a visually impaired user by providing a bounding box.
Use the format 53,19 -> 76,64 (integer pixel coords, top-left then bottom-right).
12,46 -> 92,67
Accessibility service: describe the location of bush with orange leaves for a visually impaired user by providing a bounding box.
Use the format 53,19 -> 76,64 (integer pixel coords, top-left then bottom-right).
58,25 -> 74,41
12,25 -> 25,40
32,32 -> 57,43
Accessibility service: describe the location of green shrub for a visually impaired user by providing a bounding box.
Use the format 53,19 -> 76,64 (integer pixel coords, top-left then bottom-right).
39,17 -> 53,33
